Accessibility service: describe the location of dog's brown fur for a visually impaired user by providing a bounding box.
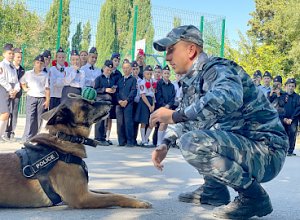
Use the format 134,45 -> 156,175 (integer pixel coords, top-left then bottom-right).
0,97 -> 152,209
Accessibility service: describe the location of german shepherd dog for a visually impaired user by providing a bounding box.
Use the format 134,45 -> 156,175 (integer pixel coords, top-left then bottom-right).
0,95 -> 152,209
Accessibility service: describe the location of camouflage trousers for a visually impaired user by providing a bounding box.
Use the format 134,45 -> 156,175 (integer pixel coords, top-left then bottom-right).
178,130 -> 286,189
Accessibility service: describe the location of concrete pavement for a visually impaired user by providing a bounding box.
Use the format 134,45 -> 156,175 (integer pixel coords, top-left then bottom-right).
0,118 -> 299,220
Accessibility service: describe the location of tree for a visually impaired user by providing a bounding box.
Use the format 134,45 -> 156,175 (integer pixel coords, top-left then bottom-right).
173,16 -> 181,28
81,21 -> 91,51
71,22 -> 82,51
0,1 -> 43,68
95,0 -> 116,66
41,0 -> 70,52
247,0 -> 300,76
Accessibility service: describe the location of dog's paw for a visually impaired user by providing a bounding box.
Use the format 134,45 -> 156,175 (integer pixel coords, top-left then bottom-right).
136,200 -> 152,209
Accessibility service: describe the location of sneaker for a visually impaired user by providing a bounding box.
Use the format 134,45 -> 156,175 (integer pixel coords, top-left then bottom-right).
213,182 -> 273,219
125,144 -> 134,147
107,140 -> 113,145
10,132 -> 17,142
1,135 -> 10,142
287,153 -> 296,156
97,140 -> 110,146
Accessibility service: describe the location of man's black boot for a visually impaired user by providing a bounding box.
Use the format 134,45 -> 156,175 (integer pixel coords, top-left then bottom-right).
178,176 -> 230,206
213,181 -> 273,219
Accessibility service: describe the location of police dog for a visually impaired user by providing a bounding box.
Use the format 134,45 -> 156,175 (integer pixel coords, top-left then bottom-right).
0,95 -> 151,209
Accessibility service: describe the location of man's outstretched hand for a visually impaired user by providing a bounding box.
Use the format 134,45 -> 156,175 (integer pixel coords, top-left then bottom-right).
152,144 -> 168,171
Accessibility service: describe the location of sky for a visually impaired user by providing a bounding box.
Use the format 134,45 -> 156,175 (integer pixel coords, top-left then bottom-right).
26,0 -> 256,46
151,0 -> 256,42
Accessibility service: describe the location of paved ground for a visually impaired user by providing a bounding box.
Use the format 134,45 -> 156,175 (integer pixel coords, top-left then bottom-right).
0,118 -> 299,220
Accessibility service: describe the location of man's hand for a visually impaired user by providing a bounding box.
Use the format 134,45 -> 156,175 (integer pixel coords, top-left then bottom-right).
43,100 -> 50,110
9,89 -> 17,99
149,107 -> 175,127
152,144 -> 168,171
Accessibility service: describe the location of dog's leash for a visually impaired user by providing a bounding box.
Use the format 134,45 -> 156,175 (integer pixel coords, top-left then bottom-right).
54,131 -> 100,147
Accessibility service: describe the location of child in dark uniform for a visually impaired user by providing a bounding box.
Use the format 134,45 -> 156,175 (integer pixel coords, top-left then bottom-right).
134,65 -> 155,146
94,60 -> 115,146
116,60 -> 137,146
155,65 -> 176,146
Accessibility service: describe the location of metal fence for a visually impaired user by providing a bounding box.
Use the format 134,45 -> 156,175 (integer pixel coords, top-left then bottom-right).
0,0 -> 225,116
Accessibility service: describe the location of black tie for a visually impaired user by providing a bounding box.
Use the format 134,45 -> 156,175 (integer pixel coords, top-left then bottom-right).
76,69 -> 80,73
60,67 -> 64,72
9,64 -> 14,69
89,65 -> 94,70
43,67 -> 48,73
178,81 -> 182,88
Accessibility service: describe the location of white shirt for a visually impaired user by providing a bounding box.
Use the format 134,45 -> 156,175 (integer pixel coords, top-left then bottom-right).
0,59 -> 20,92
172,80 -> 183,102
20,69 -> 49,97
64,67 -> 85,88
81,63 -> 102,87
134,76 -> 143,103
139,78 -> 155,98
49,66 -> 65,98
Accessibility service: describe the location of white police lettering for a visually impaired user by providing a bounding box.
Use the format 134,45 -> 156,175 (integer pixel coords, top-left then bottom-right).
34,153 -> 58,169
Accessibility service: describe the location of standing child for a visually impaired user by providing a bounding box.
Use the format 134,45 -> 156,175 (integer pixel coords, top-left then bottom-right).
48,47 -> 67,109
20,55 -> 50,142
81,47 -> 102,88
0,43 -> 20,142
134,65 -> 155,146
116,60 -> 137,146
79,50 -> 88,67
61,49 -> 85,103
155,65 -> 176,146
94,60 -> 115,146
4,47 -> 25,141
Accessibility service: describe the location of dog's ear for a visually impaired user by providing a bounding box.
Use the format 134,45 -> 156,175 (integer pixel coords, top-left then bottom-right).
42,104 -> 75,126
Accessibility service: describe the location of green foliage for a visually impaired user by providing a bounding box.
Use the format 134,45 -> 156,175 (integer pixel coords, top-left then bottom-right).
81,21 -> 91,51
41,0 -> 70,52
0,1 -> 42,68
71,22 -> 82,51
96,0 -> 154,66
173,16 -> 181,28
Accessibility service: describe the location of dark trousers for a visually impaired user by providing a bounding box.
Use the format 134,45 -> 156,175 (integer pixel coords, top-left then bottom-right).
95,120 -> 106,141
133,102 -> 139,144
22,96 -> 45,142
5,97 -> 20,137
284,121 -> 298,154
116,104 -> 134,145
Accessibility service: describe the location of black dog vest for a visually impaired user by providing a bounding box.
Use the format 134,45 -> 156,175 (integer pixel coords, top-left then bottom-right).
16,143 -> 88,205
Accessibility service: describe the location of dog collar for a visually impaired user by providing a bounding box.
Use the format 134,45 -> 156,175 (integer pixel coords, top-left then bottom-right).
54,131 -> 100,147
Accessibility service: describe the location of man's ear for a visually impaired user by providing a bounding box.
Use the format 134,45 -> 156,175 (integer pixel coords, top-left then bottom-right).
42,104 -> 75,126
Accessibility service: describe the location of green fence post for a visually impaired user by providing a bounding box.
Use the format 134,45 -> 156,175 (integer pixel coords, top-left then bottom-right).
131,5 -> 138,61
56,0 -> 63,51
163,51 -> 166,67
199,16 -> 204,35
220,18 -> 226,58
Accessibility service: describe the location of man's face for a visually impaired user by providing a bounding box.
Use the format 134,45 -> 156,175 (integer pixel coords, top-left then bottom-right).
14,52 -> 22,65
70,55 -> 80,68
103,66 -> 113,75
286,83 -> 296,94
263,76 -> 271,86
3,50 -> 14,62
34,60 -> 44,72
273,82 -> 282,90
112,57 -> 120,68
162,70 -> 170,81
132,66 -> 139,77
166,41 -> 193,75
122,63 -> 132,76
56,52 -> 66,66
88,54 -> 98,65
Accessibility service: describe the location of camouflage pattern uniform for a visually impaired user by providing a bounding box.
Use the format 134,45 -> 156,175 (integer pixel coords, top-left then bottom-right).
163,53 -> 289,189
